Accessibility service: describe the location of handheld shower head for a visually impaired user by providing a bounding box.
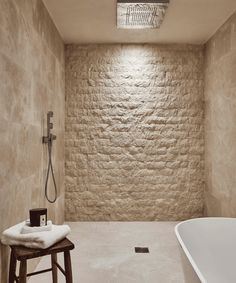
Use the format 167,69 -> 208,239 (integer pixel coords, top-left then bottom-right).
42,111 -> 58,203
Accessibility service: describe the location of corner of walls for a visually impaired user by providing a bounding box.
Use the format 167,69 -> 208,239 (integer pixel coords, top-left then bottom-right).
204,11 -> 236,216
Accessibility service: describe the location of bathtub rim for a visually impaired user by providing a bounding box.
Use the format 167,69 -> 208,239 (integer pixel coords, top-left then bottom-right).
174,217 -> 234,283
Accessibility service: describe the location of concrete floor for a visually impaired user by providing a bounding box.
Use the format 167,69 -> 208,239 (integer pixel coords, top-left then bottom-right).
28,222 -> 191,283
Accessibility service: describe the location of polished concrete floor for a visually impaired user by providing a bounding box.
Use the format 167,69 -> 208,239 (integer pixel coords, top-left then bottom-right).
28,222 -> 190,283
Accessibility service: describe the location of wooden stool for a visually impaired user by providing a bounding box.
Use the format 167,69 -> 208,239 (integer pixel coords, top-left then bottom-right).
8,238 -> 75,283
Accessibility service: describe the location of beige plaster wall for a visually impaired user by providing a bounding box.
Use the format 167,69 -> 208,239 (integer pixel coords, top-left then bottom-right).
65,44 -> 205,221
204,12 -> 236,216
0,0 -> 65,281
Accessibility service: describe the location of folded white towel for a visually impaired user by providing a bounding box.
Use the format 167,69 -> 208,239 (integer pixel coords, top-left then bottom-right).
1,222 -> 71,249
21,220 -> 52,234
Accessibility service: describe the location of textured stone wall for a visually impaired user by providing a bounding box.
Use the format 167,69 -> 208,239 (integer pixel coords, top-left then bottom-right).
204,12 -> 236,216
0,0 -> 65,281
65,44 -> 205,221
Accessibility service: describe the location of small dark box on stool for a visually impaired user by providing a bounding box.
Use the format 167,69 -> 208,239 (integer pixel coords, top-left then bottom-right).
29,208 -> 47,227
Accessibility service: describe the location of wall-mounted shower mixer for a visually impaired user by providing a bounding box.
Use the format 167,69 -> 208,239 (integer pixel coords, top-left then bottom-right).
42,111 -> 58,203
43,111 -> 57,144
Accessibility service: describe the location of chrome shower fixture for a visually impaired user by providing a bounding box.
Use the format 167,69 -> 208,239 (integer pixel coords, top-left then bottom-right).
117,0 -> 169,29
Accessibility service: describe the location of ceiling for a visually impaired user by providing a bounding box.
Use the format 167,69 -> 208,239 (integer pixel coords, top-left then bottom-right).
42,0 -> 236,44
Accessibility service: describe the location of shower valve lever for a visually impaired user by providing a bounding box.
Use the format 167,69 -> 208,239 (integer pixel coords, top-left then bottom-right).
42,136 -> 49,144
42,134 -> 56,144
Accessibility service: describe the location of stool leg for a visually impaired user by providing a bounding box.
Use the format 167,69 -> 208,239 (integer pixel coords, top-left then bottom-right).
64,251 -> 73,283
8,250 -> 17,283
51,253 -> 58,283
19,260 -> 27,283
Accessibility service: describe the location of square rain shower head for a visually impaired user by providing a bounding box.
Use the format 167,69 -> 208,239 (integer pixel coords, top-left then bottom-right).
117,0 -> 169,29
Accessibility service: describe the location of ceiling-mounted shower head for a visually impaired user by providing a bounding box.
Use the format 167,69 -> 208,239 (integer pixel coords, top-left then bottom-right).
117,0 -> 169,29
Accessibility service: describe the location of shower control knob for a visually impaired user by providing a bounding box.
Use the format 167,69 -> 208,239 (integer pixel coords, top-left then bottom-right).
52,134 -> 56,141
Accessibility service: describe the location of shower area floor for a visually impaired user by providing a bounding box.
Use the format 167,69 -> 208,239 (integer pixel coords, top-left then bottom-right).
29,222 -> 186,283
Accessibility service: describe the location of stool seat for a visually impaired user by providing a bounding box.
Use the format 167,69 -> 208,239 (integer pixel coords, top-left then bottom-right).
11,238 -> 74,260
9,237 -> 75,283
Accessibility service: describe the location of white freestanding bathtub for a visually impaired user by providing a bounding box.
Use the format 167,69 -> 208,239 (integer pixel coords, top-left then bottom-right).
175,218 -> 236,283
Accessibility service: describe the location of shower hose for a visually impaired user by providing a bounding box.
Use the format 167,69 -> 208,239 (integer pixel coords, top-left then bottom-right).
45,136 -> 57,203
